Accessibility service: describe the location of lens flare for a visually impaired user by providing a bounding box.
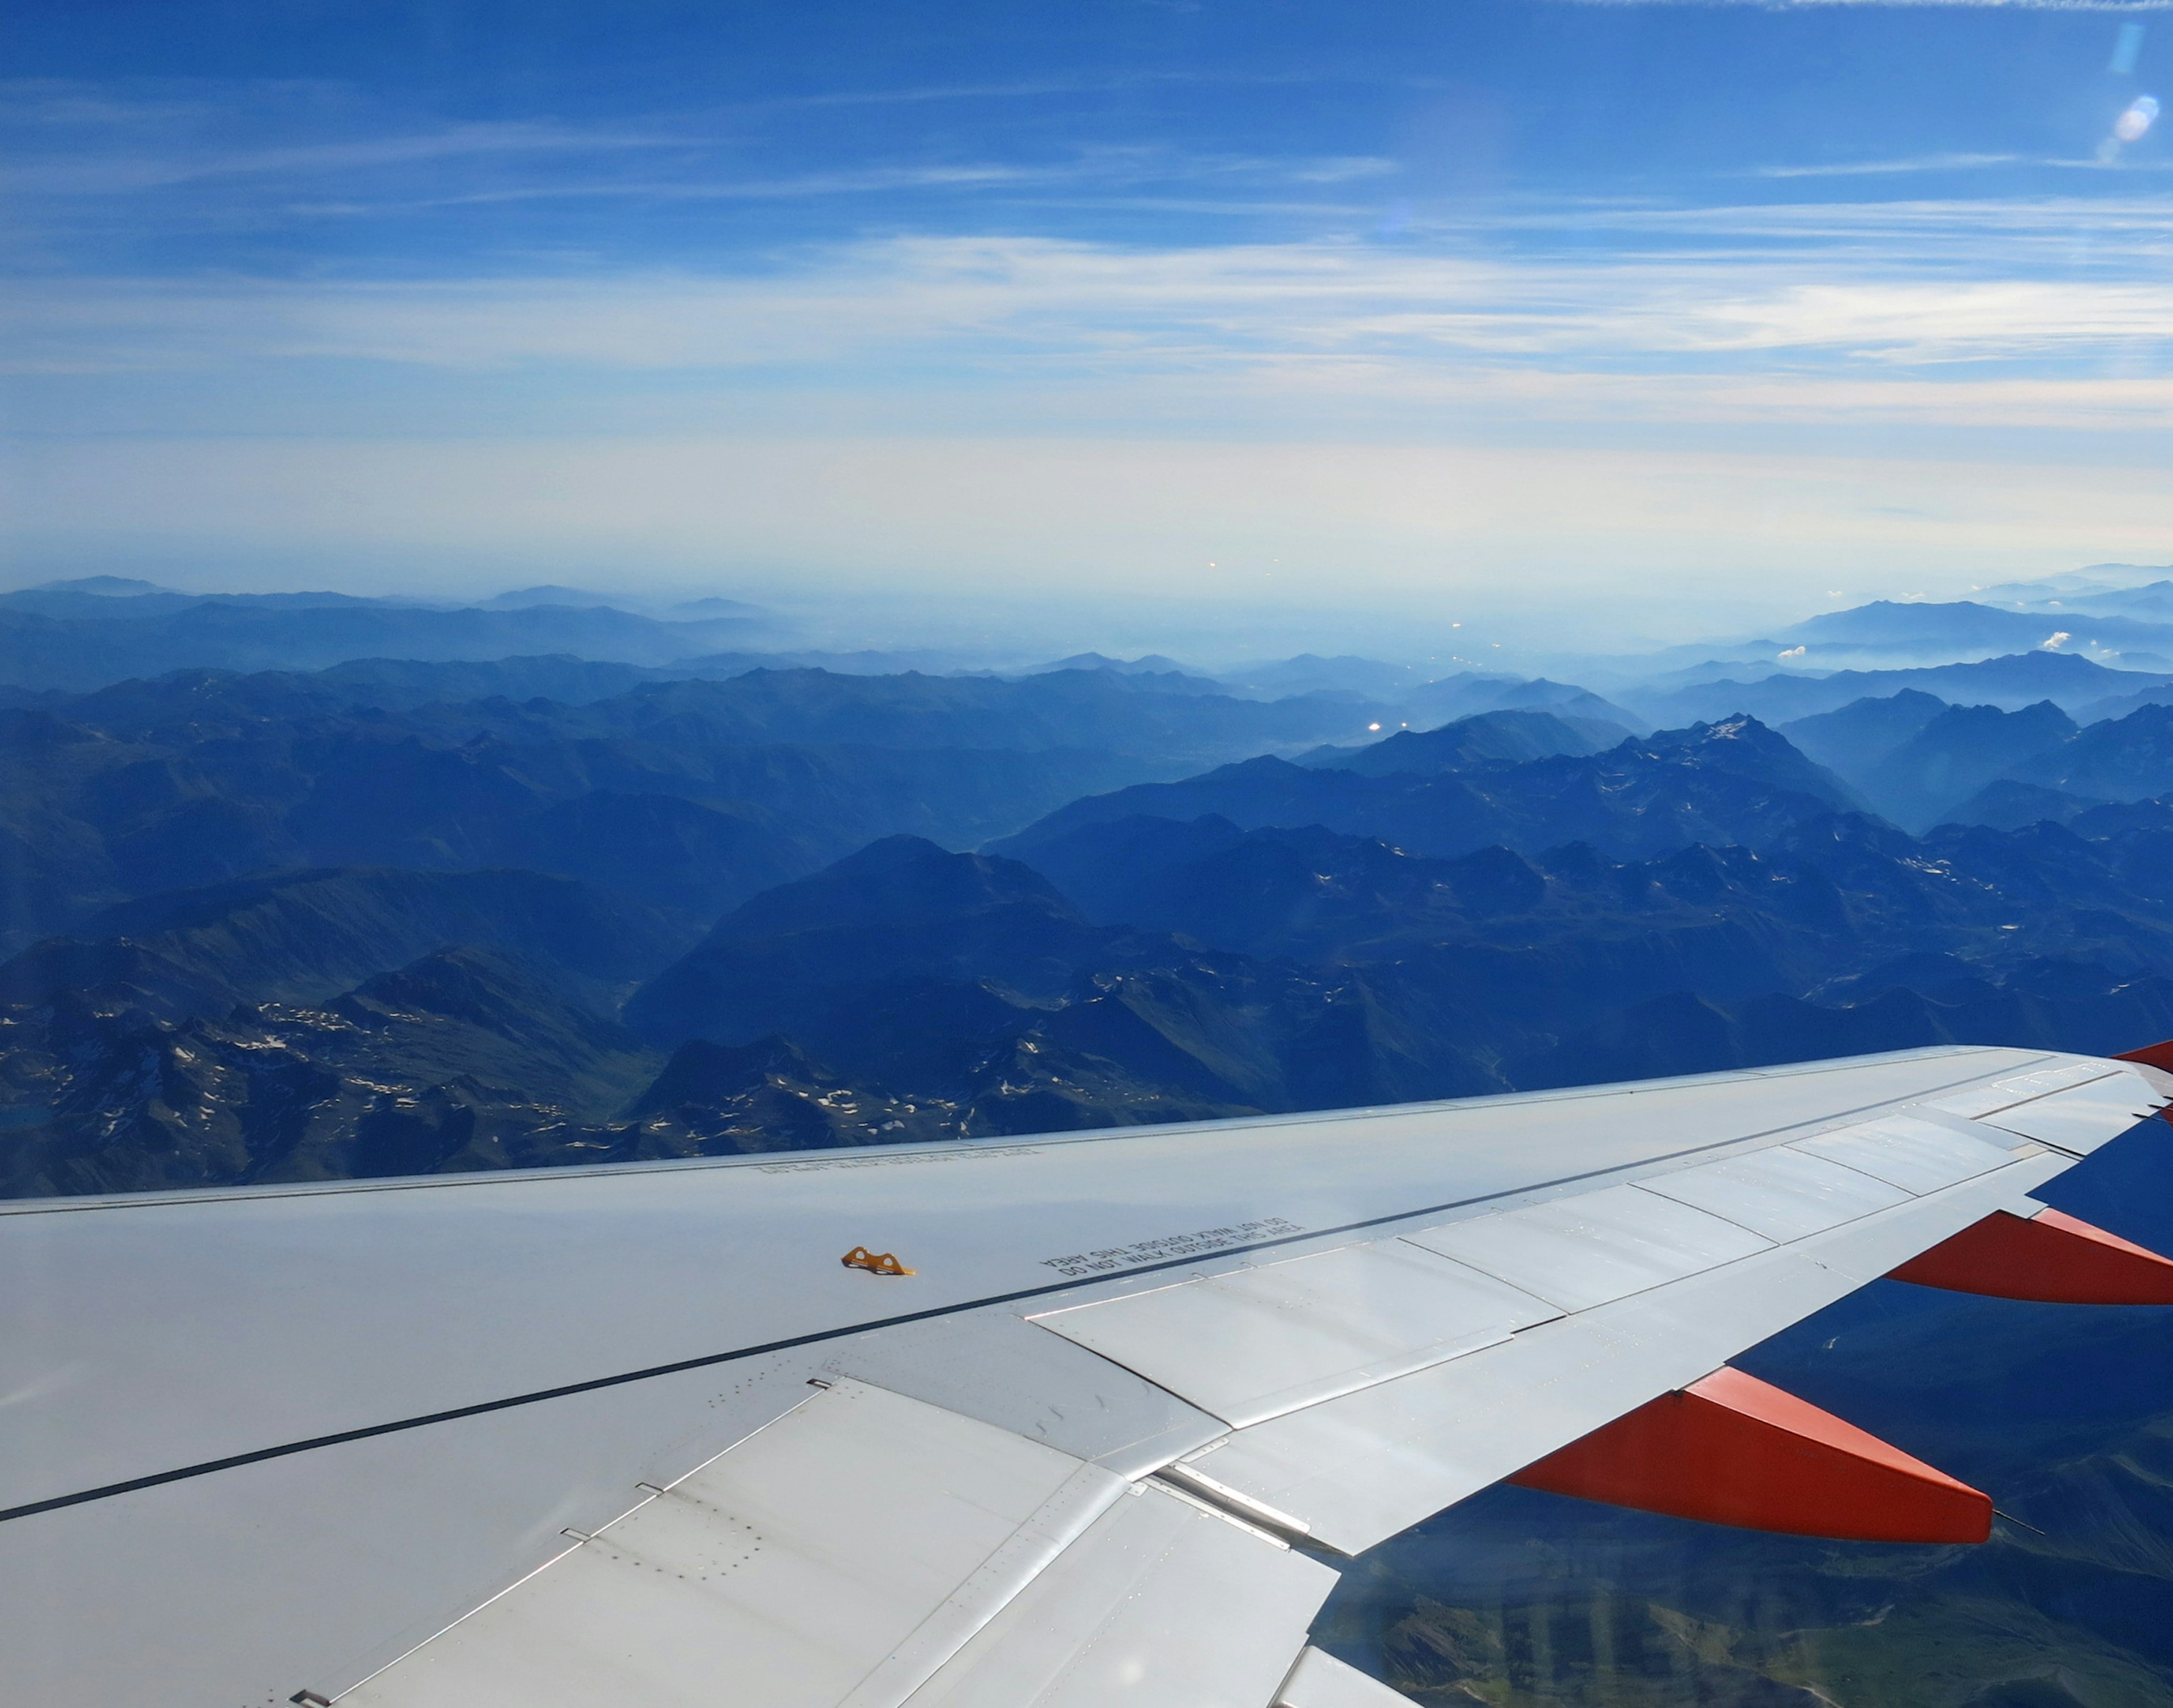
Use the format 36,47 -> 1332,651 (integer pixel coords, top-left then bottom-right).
2115,95 -> 2160,144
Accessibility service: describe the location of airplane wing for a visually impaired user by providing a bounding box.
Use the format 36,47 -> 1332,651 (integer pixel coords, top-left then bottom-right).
5,1043 -> 2170,1708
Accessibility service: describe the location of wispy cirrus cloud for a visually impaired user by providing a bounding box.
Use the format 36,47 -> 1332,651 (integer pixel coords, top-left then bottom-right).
0,78 -> 1406,262
1750,153 -> 2024,177
286,152 -> 1404,220
0,121 -> 669,199
7,199 -> 2169,438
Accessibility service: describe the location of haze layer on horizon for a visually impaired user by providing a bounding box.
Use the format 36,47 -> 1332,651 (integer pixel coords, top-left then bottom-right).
2,0 -> 2170,652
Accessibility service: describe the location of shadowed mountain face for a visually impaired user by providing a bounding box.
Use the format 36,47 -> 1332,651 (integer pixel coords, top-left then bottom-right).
1015,807 -> 2173,995
0,866 -> 696,1194
0,664 -> 1397,952
1298,709 -> 1633,775
1778,688 -> 1950,776
11,798 -> 2155,1199
0,941 -> 669,1196
993,717 -> 1865,866
1855,701 -> 2079,831
1,865 -> 682,1015
1402,673 -> 1651,733
1940,779 -> 2108,831
2011,703 -> 2173,804
622,836 -> 1161,1051
613,810 -> 2173,1154
1775,692 -> 2173,831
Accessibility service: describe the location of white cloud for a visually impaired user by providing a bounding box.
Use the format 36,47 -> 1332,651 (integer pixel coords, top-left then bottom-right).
7,201 -> 2169,396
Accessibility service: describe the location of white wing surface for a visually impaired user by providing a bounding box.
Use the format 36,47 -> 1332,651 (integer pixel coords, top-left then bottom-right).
2,1044 -> 2167,1707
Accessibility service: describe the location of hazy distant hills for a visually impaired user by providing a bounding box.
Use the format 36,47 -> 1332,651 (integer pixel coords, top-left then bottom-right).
1631,650 -> 2172,727
1769,594 -> 2173,665
0,580 -> 785,690
1780,597 -> 2166,655
425,666 -> 1389,759
1405,673 -> 1649,732
2059,577 -> 2173,621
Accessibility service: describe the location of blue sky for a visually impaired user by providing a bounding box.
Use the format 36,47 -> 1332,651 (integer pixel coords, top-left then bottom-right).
2,1 -> 2169,654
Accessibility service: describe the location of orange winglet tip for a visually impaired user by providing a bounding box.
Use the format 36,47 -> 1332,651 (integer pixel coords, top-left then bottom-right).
1887,1207 -> 2173,1304
2114,1038 -> 2173,1075
841,1246 -> 916,1276
1507,1366 -> 1990,1544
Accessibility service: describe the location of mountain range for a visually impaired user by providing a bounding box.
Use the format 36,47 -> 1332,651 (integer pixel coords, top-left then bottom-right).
994,715 -> 1866,864
18,629 -> 2173,1197
0,662 -> 1410,952
1630,651 -> 2172,729
18,724 -> 2173,1196
11,572 -> 2173,1700
0,581 -> 792,689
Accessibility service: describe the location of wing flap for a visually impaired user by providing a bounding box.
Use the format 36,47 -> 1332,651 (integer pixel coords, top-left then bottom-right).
1928,1062 -> 2118,1119
1162,1151 -> 2065,1556
1637,1144 -> 1911,1240
1401,1183 -> 1773,1311
343,1380 -> 1127,1708
1028,1242 -> 1559,1430
899,1480 -> 1336,1708
1974,1074 -> 2173,1153
1793,1115 -> 2021,1192
1274,1647 -> 1421,1707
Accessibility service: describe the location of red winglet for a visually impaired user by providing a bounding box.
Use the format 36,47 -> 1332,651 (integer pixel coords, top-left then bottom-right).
1888,1207 -> 2173,1304
1508,1366 -> 1990,1544
2114,1038 -> 2173,1075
